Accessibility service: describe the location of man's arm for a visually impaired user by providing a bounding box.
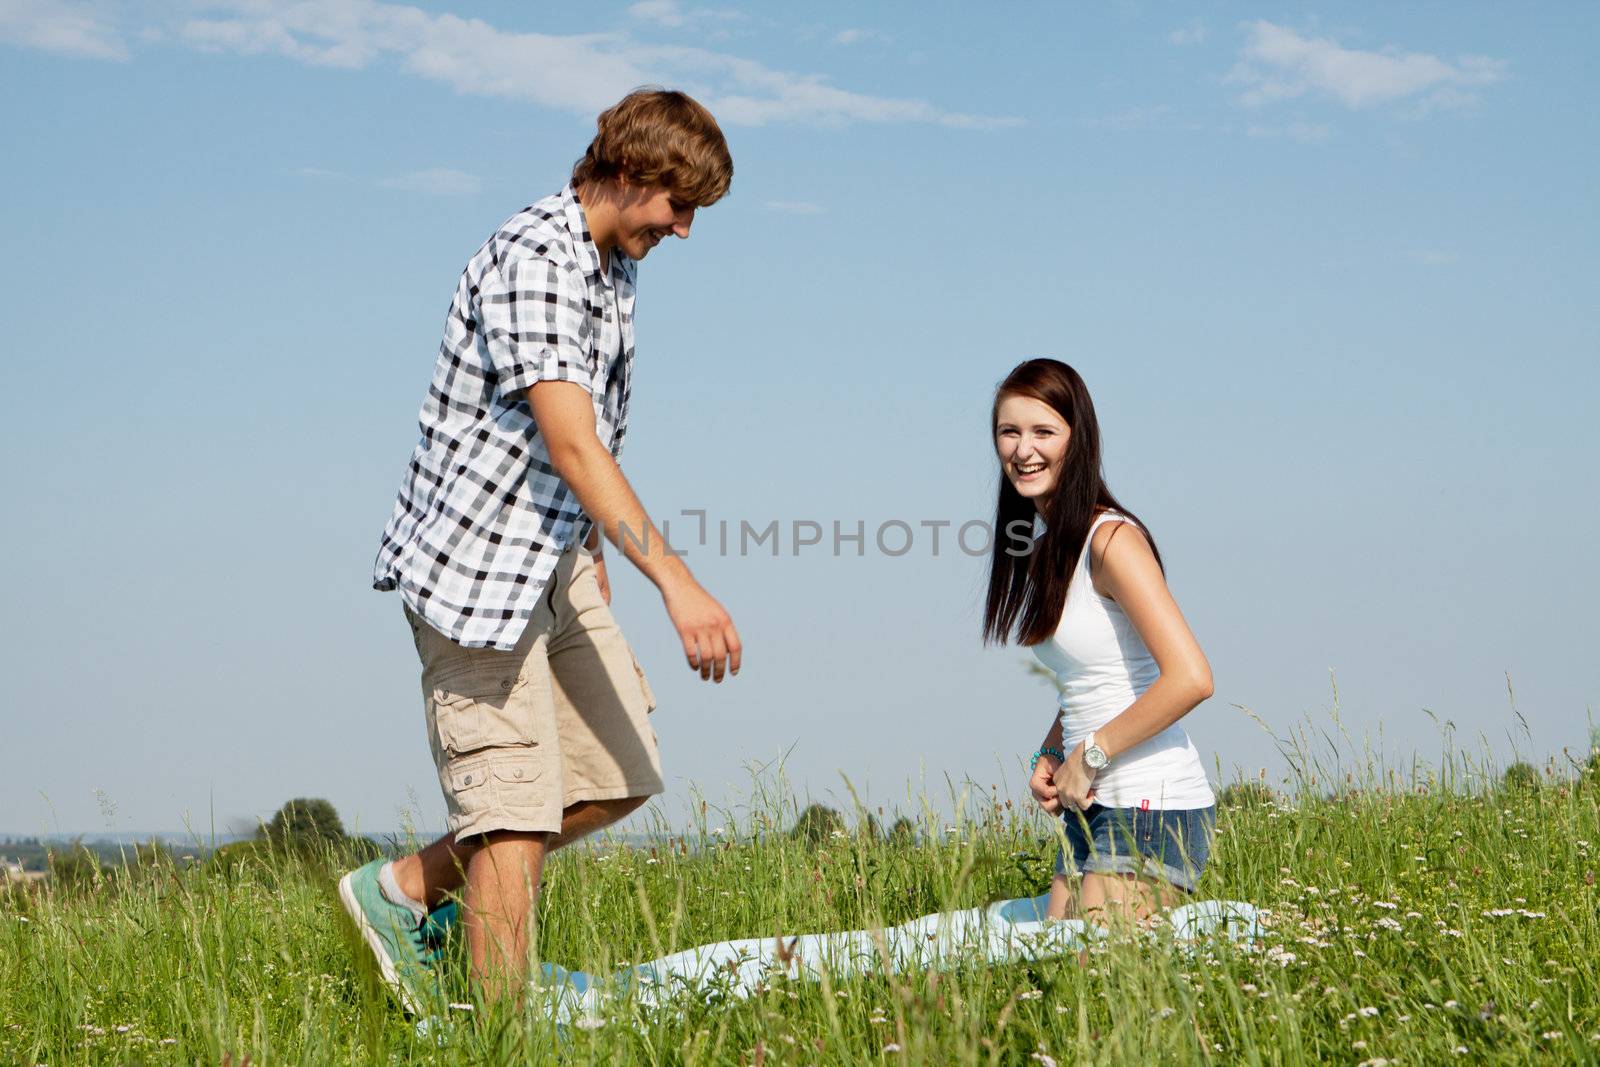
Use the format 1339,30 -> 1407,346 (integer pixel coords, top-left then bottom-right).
528,381 -> 741,682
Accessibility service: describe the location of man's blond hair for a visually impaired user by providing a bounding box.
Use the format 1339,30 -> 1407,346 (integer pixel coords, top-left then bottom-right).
572,88 -> 733,207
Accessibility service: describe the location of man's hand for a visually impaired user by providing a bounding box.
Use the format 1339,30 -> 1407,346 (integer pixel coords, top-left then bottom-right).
1052,743 -> 1098,811
1030,756 -> 1063,815
660,576 -> 741,682
583,527 -> 611,605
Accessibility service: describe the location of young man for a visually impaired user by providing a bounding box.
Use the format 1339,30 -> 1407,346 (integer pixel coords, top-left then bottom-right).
339,89 -> 742,1010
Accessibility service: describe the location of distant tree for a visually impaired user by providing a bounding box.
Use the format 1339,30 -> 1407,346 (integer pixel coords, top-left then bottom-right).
263,798 -> 346,845
1217,781 -> 1276,810
790,804 -> 845,844
129,839 -> 175,871
1501,762 -> 1539,794
46,841 -> 104,891
888,817 -> 918,843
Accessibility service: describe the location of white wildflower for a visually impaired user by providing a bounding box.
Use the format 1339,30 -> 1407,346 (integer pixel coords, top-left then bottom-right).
1359,1006 -> 1379,1017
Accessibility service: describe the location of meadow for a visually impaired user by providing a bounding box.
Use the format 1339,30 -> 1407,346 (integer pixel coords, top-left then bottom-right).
4,731 -> 1597,1066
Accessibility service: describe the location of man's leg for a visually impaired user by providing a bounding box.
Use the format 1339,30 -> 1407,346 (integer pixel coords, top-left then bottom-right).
550,796 -> 647,850
463,830 -> 550,1002
389,795 -> 647,906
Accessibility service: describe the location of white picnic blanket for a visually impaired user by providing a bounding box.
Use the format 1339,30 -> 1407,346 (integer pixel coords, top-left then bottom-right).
531,894 -> 1261,1023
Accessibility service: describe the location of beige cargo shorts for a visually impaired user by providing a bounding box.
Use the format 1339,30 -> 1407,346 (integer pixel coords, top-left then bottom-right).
404,547 -> 663,839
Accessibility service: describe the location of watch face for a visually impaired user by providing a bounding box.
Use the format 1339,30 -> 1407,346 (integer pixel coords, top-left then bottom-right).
1085,745 -> 1108,770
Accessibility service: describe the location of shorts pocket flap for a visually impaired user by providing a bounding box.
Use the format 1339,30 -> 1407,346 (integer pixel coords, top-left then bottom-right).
432,664 -> 525,704
491,755 -> 542,784
447,757 -> 490,792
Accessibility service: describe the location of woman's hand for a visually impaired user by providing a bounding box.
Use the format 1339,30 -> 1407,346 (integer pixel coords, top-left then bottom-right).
1052,743 -> 1098,811
1030,755 -> 1063,815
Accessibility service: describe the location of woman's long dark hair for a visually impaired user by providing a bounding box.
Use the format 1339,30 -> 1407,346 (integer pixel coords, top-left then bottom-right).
982,359 -> 1161,646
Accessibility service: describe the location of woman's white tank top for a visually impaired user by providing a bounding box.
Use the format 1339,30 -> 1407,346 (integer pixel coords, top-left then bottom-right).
1029,512 -> 1215,809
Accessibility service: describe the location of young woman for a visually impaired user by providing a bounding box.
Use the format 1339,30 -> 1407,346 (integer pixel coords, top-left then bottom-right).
984,359 -> 1216,923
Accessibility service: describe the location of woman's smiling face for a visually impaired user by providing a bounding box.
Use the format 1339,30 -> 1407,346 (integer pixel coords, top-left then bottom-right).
995,393 -> 1071,502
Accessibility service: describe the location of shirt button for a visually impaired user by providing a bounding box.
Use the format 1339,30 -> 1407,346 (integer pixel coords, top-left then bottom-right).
500,679 -> 512,692
462,774 -> 473,786
513,768 -> 524,779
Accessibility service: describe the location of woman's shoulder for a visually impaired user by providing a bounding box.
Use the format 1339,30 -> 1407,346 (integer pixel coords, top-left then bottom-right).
1087,512 -> 1152,582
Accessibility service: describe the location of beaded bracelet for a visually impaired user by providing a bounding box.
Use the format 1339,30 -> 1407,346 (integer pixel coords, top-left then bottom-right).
1029,746 -> 1065,770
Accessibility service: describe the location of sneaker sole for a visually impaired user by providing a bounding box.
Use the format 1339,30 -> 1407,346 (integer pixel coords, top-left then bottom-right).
337,871 -> 421,1015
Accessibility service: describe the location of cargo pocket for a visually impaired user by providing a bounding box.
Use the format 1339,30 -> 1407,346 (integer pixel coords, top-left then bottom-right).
444,755 -> 493,816
490,752 -> 548,821
429,665 -> 536,758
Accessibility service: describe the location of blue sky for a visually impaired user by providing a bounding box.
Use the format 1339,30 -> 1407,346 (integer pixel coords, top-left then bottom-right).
2,1 -> 1596,836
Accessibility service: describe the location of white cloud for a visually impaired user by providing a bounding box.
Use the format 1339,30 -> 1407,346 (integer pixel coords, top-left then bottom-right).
628,0 -> 684,28
167,0 -> 1015,128
1228,20 -> 1504,112
763,200 -> 822,215
833,27 -> 888,47
627,0 -> 741,34
379,168 -> 482,196
1168,21 -> 1207,47
0,0 -> 127,59
1245,120 -> 1332,143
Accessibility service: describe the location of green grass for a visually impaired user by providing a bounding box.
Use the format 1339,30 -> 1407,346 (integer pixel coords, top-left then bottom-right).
4,755 -> 1597,1066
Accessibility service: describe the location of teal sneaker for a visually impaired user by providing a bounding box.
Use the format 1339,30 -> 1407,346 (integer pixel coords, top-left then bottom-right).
337,859 -> 441,1014
422,899 -> 458,946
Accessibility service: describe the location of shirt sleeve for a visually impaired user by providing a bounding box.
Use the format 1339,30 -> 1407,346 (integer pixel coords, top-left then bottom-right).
478,254 -> 595,399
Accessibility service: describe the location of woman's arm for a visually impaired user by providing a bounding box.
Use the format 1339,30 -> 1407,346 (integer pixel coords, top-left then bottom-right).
1029,712 -> 1067,814
1053,521 -> 1213,809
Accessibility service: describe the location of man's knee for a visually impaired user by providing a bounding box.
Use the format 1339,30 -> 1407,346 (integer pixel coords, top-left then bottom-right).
471,828 -> 552,863
611,795 -> 649,818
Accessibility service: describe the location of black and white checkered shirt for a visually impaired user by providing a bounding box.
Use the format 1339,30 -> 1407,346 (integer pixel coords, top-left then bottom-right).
374,183 -> 637,650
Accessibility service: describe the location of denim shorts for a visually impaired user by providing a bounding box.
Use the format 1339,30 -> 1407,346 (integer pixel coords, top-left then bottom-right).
1054,804 -> 1216,893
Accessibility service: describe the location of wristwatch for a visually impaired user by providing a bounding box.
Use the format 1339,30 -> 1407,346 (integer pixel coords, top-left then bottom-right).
1083,733 -> 1110,771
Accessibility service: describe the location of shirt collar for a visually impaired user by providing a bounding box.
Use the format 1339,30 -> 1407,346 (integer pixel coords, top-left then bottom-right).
562,182 -> 635,286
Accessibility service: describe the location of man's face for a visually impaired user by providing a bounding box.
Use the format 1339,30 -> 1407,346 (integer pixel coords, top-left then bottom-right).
614,183 -> 696,260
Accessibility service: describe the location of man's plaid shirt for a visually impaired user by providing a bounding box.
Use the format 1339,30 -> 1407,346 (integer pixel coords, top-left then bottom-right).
374,184 -> 637,650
